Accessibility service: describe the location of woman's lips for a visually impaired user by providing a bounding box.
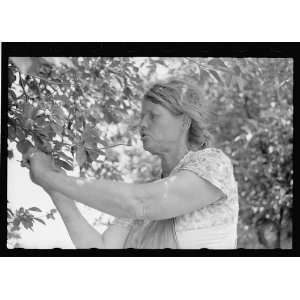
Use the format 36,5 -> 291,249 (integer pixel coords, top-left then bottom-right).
141,134 -> 150,140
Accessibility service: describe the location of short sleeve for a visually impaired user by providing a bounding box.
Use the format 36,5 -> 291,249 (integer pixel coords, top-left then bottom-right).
177,148 -> 234,198
111,217 -> 134,229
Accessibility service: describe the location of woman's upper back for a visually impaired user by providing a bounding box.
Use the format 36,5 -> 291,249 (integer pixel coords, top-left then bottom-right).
172,148 -> 238,230
171,148 -> 239,248
112,147 -> 239,249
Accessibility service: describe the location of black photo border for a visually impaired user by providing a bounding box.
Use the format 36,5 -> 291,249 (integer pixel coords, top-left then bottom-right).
1,42 -> 298,257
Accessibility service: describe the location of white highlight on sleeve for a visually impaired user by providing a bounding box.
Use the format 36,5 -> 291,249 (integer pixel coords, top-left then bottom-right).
75,178 -> 93,186
162,175 -> 177,203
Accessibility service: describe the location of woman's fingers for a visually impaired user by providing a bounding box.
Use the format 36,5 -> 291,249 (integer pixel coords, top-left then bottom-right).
22,147 -> 37,164
20,159 -> 30,169
21,148 -> 67,176
52,161 -> 66,174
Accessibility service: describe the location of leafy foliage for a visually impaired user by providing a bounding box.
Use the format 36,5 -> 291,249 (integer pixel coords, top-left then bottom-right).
7,204 -> 57,238
175,57 -> 293,248
7,57 -> 293,248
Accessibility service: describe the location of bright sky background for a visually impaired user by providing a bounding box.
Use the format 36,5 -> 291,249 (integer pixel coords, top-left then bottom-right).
7,145 -> 108,249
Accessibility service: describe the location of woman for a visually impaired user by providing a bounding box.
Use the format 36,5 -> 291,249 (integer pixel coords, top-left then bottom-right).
23,78 -> 239,249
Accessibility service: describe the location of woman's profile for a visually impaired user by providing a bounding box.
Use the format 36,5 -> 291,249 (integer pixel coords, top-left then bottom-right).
23,77 -> 239,249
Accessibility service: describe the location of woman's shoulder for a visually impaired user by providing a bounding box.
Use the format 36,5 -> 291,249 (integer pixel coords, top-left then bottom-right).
193,147 -> 231,160
180,147 -> 233,170
174,148 -> 239,232
175,147 -> 237,197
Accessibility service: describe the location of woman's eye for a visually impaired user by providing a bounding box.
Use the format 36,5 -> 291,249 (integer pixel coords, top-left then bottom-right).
150,113 -> 158,120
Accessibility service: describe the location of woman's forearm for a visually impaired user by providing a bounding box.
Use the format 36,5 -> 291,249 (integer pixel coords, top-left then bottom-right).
48,191 -> 106,249
43,171 -> 143,219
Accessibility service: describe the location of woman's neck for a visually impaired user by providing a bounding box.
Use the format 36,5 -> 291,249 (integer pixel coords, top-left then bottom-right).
160,146 -> 189,178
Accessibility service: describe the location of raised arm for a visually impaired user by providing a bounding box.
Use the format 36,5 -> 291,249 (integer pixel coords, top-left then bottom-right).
40,168 -> 225,221
26,149 -> 230,222
46,191 -> 131,249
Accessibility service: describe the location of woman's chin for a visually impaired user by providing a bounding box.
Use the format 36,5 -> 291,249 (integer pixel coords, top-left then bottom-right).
142,141 -> 151,151
142,139 -> 154,152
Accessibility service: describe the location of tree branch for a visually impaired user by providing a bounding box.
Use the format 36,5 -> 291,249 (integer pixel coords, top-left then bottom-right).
244,96 -> 254,119
26,73 -> 72,86
18,72 -> 29,102
184,57 -> 233,74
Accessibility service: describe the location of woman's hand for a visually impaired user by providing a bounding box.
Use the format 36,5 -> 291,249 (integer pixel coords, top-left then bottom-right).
22,148 -> 59,190
44,164 -> 67,196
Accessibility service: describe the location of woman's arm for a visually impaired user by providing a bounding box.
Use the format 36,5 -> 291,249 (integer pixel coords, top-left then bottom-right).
26,149 -> 227,221
43,173 -> 141,219
47,191 -> 131,249
42,169 -> 224,221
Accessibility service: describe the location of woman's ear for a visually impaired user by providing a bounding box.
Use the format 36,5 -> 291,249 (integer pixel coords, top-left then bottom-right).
182,115 -> 191,130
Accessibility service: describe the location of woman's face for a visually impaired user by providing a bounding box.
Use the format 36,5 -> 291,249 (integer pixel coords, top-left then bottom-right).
140,100 -> 186,154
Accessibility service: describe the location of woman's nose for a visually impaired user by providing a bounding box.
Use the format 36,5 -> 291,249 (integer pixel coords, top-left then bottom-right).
139,115 -> 148,130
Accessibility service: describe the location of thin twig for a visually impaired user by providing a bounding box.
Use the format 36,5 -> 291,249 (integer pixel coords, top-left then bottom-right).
184,57 -> 210,71
99,143 -> 130,150
18,72 -> 29,102
60,106 -> 72,148
184,57 -> 234,74
25,73 -> 72,86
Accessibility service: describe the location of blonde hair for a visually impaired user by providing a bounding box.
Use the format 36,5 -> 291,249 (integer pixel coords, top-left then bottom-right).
144,77 -> 214,150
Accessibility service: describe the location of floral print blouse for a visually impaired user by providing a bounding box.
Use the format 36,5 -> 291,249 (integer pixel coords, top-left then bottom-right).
112,148 -> 239,249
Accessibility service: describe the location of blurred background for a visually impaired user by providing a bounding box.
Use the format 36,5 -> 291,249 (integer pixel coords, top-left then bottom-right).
7,57 -> 293,249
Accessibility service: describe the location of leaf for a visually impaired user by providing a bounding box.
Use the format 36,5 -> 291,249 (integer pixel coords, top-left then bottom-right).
17,140 -> 34,154
57,151 -> 73,163
8,89 -> 17,103
32,132 -> 44,147
124,87 -> 133,98
28,207 -> 42,212
16,127 -> 25,140
199,69 -> 210,84
42,57 -> 75,68
32,133 -> 52,153
238,58 -> 248,68
10,57 -> 33,74
34,115 -> 47,127
71,145 -> 77,157
50,209 -> 57,214
83,127 -> 101,144
51,122 -> 63,136
233,65 -> 242,76
13,218 -> 21,227
86,149 -> 99,162
67,120 -> 73,130
34,217 -> 46,225
84,140 -> 97,150
235,76 -> 246,90
55,158 -> 74,171
11,57 -> 47,76
22,119 -> 34,130
46,213 -> 55,220
76,146 -> 87,167
52,105 -> 66,120
23,103 -> 35,119
207,58 -> 227,69
8,126 -> 17,140
7,208 -> 14,218
209,70 -> 223,85
21,219 -> 34,230
37,124 -> 55,138
102,106 -> 118,124
224,73 -> 233,87
7,149 -> 13,159
32,108 -> 44,119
